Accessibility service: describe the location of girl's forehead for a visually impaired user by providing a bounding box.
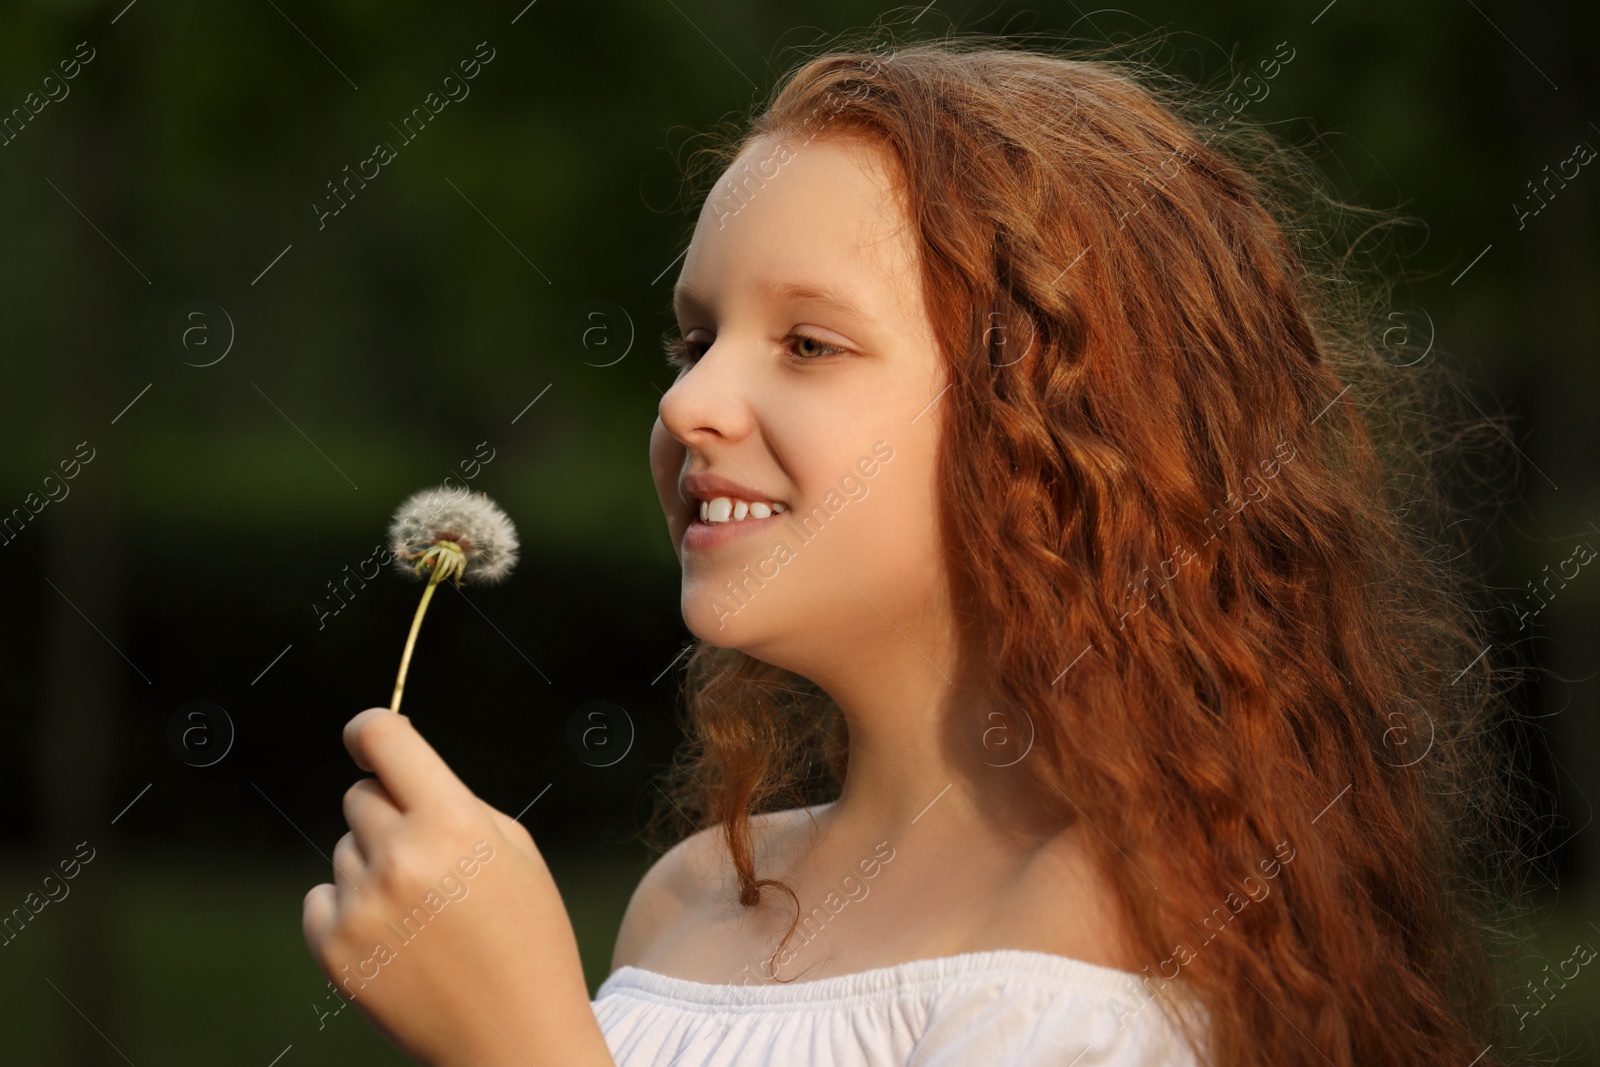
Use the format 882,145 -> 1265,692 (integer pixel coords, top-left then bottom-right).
686,136 -> 918,306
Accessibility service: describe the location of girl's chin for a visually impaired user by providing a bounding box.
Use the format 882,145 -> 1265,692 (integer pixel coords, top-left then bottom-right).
680,599 -> 776,649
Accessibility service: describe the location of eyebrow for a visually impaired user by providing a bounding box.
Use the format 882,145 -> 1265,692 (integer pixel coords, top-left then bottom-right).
673,279 -> 877,328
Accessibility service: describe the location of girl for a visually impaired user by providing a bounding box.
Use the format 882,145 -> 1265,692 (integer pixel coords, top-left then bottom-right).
305,31 -> 1535,1067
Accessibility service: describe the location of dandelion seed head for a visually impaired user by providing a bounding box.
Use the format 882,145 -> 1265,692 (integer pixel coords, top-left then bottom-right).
388,485 -> 520,585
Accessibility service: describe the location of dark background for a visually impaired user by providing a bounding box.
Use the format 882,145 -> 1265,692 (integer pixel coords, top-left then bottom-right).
1,0 -> 1595,1063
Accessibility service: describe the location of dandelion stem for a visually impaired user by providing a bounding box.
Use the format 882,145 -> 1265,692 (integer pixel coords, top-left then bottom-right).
391,574 -> 442,714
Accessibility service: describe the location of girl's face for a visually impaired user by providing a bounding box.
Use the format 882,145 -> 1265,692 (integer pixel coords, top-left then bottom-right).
649,134 -> 950,679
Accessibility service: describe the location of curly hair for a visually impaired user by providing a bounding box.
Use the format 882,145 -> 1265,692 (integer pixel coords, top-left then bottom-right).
643,26 -> 1540,1067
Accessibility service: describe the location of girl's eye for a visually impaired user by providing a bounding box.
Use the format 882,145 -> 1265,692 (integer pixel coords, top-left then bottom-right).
787,331 -> 847,361
662,331 -> 847,369
662,334 -> 705,370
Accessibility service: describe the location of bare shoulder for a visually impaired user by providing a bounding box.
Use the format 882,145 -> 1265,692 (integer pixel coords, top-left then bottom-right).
996,821 -> 1146,973
607,828 -> 711,974
608,804 -> 830,974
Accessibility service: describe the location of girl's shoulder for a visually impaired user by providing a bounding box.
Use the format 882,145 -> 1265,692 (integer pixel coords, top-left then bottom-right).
609,804 -> 829,973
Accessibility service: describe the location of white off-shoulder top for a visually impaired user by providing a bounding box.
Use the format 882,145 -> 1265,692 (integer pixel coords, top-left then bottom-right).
590,948 -> 1207,1066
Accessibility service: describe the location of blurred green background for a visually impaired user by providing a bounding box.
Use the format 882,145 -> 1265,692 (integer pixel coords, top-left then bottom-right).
1,0 -> 1595,1063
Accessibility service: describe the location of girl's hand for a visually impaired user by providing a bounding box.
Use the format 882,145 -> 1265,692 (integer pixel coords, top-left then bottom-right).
302,707 -> 614,1067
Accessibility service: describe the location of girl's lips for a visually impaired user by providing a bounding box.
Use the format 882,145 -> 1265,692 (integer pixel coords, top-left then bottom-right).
682,510 -> 788,553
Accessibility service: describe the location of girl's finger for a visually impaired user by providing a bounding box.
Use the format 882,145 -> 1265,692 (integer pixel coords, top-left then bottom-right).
302,881 -> 339,956
331,829 -> 367,901
343,777 -> 403,853
342,707 -> 474,814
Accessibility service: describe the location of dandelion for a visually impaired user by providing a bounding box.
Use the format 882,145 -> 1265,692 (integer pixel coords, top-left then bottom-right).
385,485 -> 520,714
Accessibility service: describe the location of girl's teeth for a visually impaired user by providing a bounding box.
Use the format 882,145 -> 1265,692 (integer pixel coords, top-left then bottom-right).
701,495 -> 784,524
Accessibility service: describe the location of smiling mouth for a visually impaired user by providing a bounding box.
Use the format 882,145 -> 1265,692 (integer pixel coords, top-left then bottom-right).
680,496 -> 794,554
689,495 -> 789,525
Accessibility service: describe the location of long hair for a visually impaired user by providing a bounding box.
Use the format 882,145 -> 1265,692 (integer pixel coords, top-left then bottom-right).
644,27 -> 1539,1067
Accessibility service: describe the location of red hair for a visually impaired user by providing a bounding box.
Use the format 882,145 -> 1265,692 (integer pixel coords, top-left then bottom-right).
647,28 -> 1537,1067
